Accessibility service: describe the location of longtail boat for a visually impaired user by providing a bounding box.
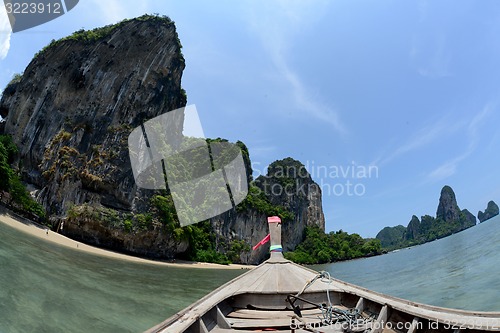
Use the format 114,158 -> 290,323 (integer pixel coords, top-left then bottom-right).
147,217 -> 500,333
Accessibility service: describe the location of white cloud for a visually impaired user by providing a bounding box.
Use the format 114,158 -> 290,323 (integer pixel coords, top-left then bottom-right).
245,1 -> 347,136
376,114 -> 464,166
375,104 -> 491,174
427,104 -> 494,181
427,156 -> 460,181
273,56 -> 346,134
0,5 -> 12,60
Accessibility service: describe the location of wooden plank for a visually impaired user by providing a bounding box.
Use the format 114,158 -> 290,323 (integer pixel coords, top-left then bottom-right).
355,297 -> 365,313
230,317 -> 294,329
216,306 -> 231,329
231,291 -> 335,310
227,308 -> 323,319
194,319 -> 209,333
212,329 -> 342,333
372,305 -> 389,333
406,317 -> 419,333
230,317 -> 322,329
381,327 -> 398,333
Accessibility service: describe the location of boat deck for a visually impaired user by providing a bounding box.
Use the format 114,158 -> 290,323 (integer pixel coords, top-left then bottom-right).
148,219 -> 500,333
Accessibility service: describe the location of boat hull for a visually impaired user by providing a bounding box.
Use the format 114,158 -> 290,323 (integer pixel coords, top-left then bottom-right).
147,260 -> 500,333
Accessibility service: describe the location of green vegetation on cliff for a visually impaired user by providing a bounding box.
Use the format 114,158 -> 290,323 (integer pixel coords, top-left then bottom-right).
35,14 -> 178,60
67,198 -> 250,265
376,225 -> 406,249
285,226 -> 382,264
236,185 -> 294,222
0,135 -> 46,220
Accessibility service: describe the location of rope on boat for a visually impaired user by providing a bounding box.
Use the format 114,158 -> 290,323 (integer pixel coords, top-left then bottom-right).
288,271 -> 375,331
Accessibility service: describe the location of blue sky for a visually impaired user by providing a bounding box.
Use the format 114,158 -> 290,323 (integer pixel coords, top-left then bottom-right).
1,0 -> 500,237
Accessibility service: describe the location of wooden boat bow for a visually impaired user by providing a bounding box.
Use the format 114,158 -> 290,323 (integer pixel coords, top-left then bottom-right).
146,217 -> 500,333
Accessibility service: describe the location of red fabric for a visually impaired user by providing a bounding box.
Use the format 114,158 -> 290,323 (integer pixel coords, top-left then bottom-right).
252,234 -> 270,250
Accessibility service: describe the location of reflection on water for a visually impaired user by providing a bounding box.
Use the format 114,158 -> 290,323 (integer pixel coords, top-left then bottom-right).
0,222 -> 243,333
314,215 -> 500,311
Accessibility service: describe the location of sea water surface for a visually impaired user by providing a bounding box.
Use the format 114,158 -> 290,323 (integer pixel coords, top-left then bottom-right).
315,214 -> 500,311
1,215 -> 500,332
0,221 -> 242,333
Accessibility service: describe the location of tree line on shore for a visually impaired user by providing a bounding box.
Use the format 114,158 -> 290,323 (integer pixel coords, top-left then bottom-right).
285,226 -> 382,264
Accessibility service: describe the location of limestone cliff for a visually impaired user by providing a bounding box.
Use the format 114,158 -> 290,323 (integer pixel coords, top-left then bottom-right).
436,185 -> 476,230
478,200 -> 499,223
209,158 -> 325,264
376,225 -> 406,249
256,158 -> 325,242
0,16 -> 325,263
0,15 -> 189,257
404,215 -> 420,240
436,185 -> 461,225
0,15 -> 185,214
461,209 -> 477,228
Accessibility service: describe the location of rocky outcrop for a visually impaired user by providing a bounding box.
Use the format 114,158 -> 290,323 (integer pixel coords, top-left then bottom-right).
436,185 -> 461,224
478,201 -> 499,223
0,16 -> 188,257
436,185 -> 476,231
461,209 -> 477,229
63,205 -> 189,258
376,225 -> 406,248
255,158 -> 325,245
210,157 -> 325,264
0,16 -> 186,215
405,215 -> 420,240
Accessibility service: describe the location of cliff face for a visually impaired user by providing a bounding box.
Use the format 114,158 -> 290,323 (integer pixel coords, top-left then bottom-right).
0,16 -> 186,215
255,158 -> 325,247
436,185 -> 476,230
461,209 -> 477,228
0,16 -> 188,256
210,157 -> 325,264
405,215 -> 420,240
478,200 -> 499,223
0,16 -> 325,263
375,225 -> 406,248
436,185 -> 460,224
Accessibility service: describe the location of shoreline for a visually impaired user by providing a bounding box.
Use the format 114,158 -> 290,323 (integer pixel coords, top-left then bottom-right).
0,212 -> 253,270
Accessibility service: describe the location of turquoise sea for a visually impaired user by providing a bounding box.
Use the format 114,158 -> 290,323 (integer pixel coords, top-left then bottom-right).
1,215 -> 500,332
0,221 -> 242,333
314,215 -> 500,311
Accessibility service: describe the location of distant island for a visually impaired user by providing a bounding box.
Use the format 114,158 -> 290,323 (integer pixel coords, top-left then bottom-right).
376,185 -> 498,251
478,201 -> 499,223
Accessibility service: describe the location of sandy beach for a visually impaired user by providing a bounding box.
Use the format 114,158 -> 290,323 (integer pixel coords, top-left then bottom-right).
0,212 -> 253,270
